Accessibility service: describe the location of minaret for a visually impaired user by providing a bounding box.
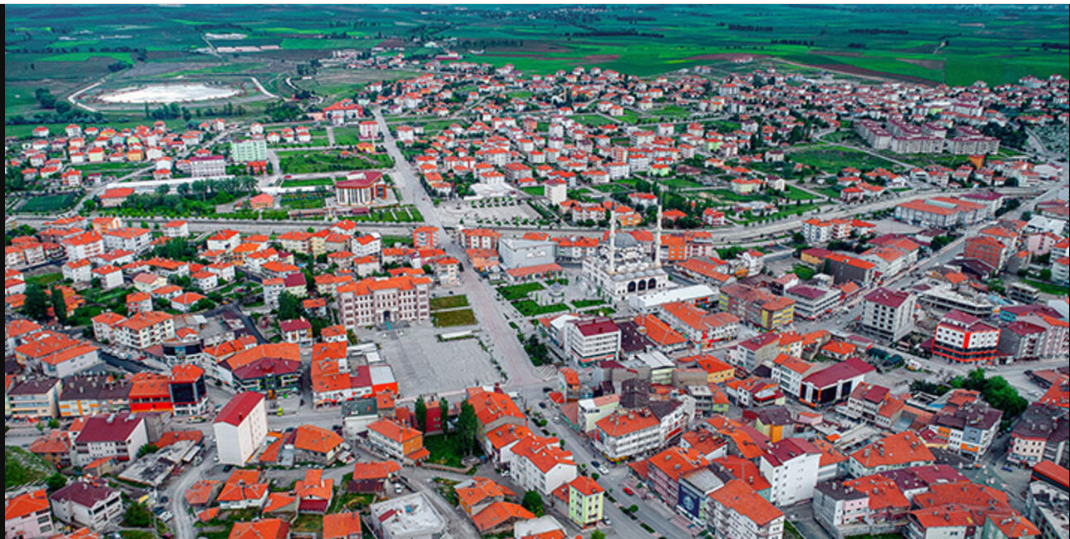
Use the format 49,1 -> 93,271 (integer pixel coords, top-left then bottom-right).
654,204 -> 662,267
608,211 -> 617,275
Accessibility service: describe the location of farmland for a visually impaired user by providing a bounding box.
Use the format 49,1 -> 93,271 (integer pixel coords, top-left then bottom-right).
4,5 -> 1067,128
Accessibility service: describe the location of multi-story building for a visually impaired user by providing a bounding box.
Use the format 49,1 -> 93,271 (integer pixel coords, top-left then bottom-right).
230,138 -> 267,163
72,412 -> 149,466
567,476 -> 604,528
368,493 -> 447,539
7,378 -> 61,419
707,479 -> 784,539
760,438 -> 821,506
1008,404 -> 1068,467
894,197 -> 988,228
499,238 -> 556,269
812,481 -> 869,533
213,392 -> 268,466
61,231 -> 105,262
115,311 -> 176,350
460,228 -> 502,250
168,364 -> 209,416
58,375 -> 131,417
413,226 -> 438,249
646,447 -> 709,506
927,399 -> 1002,460
848,431 -> 935,478
4,488 -> 55,539
49,481 -> 123,531
335,171 -> 388,206
963,235 -> 1010,272
510,435 -> 577,496
595,408 -> 662,462
367,418 -> 426,462
933,310 -> 1001,363
784,285 -> 841,321
564,317 -> 621,367
861,288 -> 916,342
336,276 -> 432,329
719,283 -> 795,331
189,155 -> 226,178
102,227 -> 151,253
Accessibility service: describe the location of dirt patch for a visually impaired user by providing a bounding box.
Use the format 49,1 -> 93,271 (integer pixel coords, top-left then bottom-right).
576,54 -> 620,63
809,63 -> 938,86
376,38 -> 405,48
897,57 -> 944,70
685,53 -> 765,62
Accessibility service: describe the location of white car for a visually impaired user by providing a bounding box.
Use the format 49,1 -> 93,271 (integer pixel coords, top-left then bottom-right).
159,511 -> 173,522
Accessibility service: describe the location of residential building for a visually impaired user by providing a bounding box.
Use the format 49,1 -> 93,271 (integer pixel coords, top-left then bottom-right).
49,481 -> 122,531
510,435 -> 577,496
564,317 -> 621,367
367,418 -> 428,463
567,476 -> 604,528
707,479 -> 784,539
4,489 -> 55,539
368,493 -> 447,539
933,310 -> 1001,363
72,412 -> 148,466
595,408 -> 662,462
760,438 -> 821,506
213,392 -> 268,466
861,288 -> 916,342
848,431 -> 935,478
189,155 -> 226,178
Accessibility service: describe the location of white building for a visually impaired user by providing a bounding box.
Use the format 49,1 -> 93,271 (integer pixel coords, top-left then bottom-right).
582,208 -> 671,303
509,435 -> 578,496
861,287 -> 916,342
707,479 -> 784,539
336,275 -> 432,329
563,317 -> 621,367
102,227 -> 152,253
49,481 -> 123,531
499,237 -> 556,269
759,438 -> 822,506
213,392 -> 268,466
72,413 -> 149,467
368,492 -> 447,539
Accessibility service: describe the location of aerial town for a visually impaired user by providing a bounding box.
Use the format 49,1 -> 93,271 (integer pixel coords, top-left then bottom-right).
4,5 -> 1070,539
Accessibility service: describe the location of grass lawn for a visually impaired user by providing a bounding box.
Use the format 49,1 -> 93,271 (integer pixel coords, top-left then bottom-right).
5,447 -> 56,489
497,282 -> 544,301
280,197 -> 325,209
432,309 -> 477,327
280,177 -> 334,188
332,126 -> 365,147
522,186 -> 544,196
570,299 -> 606,309
423,434 -> 479,467
26,272 -> 63,286
571,114 -> 616,127
1024,279 -> 1070,296
790,145 -> 894,173
592,183 -> 628,194
430,295 -> 470,310
793,264 -> 816,280
18,193 -> 81,213
278,151 -> 392,174
659,177 -> 703,189
709,189 -> 771,203
120,532 -> 157,539
816,187 -> 842,198
512,299 -> 570,317
781,186 -> 818,201
292,515 -> 323,534
381,235 -> 414,246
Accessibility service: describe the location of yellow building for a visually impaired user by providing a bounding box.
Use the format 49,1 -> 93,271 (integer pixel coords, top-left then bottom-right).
567,476 -> 604,528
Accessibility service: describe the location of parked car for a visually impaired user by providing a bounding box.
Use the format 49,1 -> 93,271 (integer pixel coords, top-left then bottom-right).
159,511 -> 173,522
623,487 -> 634,496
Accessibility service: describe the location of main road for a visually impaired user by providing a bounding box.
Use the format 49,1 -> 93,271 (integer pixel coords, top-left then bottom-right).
373,108 -> 546,390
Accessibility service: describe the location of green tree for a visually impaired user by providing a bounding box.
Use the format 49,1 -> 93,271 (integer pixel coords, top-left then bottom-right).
439,398 -> 449,435
50,288 -> 67,323
22,283 -> 50,320
136,443 -> 158,458
591,532 -> 607,539
415,397 -> 427,433
46,473 -> 67,492
522,490 -> 545,517
277,291 -> 302,321
457,401 -> 478,455
123,502 -> 154,528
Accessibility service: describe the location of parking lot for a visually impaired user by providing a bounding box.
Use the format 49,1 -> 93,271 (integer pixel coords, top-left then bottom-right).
357,323 -> 503,398
438,198 -> 542,228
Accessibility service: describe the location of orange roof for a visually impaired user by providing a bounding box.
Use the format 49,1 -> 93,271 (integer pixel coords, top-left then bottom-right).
352,460 -> 402,481
568,476 -> 604,496
709,479 -> 782,526
184,480 -> 220,506
323,512 -> 362,539
512,435 -> 574,473
597,409 -> 659,438
129,372 -> 170,399
225,343 -> 300,371
456,477 -> 515,511
485,423 -> 534,451
293,425 -> 343,454
470,501 -> 534,532
228,519 -> 289,539
850,431 -> 934,471
845,475 -> 909,511
218,470 -> 267,503
633,313 -> 686,347
368,418 -> 421,444
4,488 -> 49,520
647,446 -> 709,481
467,387 -> 525,427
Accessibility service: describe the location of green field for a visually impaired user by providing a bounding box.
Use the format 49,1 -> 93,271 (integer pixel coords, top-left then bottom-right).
5,5 -> 1063,96
512,299 -> 570,317
789,146 -> 894,173
498,282 -> 544,301
431,309 -> 477,327
280,178 -> 334,188
18,193 -> 81,213
430,295 -> 470,310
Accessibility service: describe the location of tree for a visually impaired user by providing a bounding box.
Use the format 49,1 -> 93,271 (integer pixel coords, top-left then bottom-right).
456,401 -> 478,455
277,291 -> 302,321
591,532 -> 607,539
522,490 -> 545,517
136,443 -> 158,458
439,398 -> 449,434
50,286 -> 69,325
46,473 -> 67,492
22,283 -> 51,321
415,396 -> 428,433
123,502 -> 154,528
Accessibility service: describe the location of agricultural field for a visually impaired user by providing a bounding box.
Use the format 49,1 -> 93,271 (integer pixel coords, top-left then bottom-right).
788,145 -> 895,174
